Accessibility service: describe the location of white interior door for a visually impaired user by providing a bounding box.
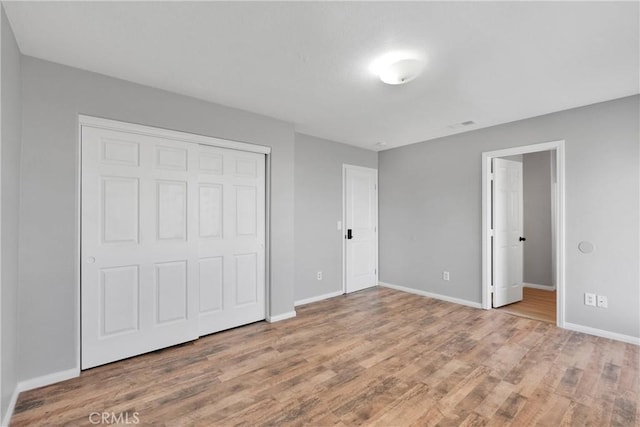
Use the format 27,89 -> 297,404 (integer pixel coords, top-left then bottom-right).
81,125 -> 265,369
492,157 -> 524,307
197,145 -> 265,336
344,165 -> 378,293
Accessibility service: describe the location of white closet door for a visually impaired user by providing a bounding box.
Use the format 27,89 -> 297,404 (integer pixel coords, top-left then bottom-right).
197,145 -> 265,336
81,125 -> 266,369
81,126 -> 199,369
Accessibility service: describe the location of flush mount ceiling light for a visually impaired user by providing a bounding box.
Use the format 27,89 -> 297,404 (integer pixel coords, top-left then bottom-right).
370,51 -> 425,85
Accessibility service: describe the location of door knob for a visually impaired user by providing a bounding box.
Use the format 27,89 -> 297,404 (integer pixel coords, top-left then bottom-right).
519,237 -> 526,242
347,229 -> 353,240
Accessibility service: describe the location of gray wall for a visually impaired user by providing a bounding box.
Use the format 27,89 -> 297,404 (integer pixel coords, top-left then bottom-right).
18,56 -> 295,381
1,6 -> 21,421
294,133 -> 377,302
379,95 -> 639,338
523,151 -> 553,287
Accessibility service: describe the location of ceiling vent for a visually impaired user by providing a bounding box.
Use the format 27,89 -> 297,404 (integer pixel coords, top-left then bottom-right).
448,120 -> 476,129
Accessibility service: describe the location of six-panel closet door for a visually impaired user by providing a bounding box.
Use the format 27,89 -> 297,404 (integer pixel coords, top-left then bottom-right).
196,144 -> 265,336
81,125 -> 265,369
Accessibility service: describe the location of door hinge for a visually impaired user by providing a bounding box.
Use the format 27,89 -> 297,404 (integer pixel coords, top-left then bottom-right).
489,229 -> 494,237
374,268 -> 377,275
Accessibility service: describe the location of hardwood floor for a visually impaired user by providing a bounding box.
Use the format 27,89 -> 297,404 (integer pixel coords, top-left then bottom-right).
11,287 -> 639,426
497,287 -> 557,324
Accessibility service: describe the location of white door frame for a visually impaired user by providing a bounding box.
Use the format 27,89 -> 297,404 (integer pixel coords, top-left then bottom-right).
342,164 -> 379,294
481,140 -> 565,327
76,115 -> 272,371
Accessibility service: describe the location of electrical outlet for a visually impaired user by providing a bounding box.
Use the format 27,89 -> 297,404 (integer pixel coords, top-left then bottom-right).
443,271 -> 450,281
584,293 -> 596,307
317,271 -> 323,281
597,295 -> 608,308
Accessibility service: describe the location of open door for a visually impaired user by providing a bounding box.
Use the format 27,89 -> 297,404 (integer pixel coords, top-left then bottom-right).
492,157 -> 524,307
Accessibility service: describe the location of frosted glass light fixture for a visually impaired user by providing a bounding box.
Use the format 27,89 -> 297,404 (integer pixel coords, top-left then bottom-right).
370,51 -> 425,85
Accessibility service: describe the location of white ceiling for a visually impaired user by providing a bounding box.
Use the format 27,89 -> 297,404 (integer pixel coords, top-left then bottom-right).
4,1 -> 639,151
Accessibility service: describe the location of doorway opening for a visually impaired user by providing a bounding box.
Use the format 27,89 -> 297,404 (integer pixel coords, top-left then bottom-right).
482,140 -> 565,327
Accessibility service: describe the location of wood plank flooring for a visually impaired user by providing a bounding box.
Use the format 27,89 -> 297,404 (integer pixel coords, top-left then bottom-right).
497,287 -> 557,324
10,287 -> 639,426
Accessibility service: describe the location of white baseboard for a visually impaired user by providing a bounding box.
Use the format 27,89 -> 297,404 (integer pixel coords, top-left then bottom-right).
523,282 -> 556,291
2,367 -> 79,426
266,311 -> 296,323
564,322 -> 639,346
294,290 -> 343,307
2,386 -> 20,427
17,367 -> 79,393
379,282 -> 637,346
379,282 -> 482,309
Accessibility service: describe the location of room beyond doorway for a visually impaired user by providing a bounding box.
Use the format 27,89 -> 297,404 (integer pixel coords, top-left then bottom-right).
498,287 -> 557,323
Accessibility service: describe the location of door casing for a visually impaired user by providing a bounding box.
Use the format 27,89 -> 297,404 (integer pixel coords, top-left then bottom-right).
481,140 -> 565,327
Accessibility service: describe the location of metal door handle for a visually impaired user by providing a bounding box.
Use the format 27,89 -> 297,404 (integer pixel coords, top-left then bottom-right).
519,237 -> 526,242
347,229 -> 353,239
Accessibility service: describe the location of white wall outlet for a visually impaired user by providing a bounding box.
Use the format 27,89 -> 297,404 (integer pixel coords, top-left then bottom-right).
597,295 -> 608,308
584,293 -> 596,307
443,271 -> 450,281
317,271 -> 323,281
